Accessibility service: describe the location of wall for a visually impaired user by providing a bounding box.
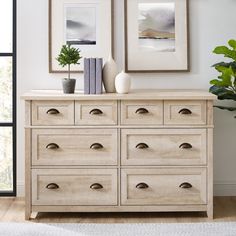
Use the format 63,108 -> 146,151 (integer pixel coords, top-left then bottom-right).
17,0 -> 236,196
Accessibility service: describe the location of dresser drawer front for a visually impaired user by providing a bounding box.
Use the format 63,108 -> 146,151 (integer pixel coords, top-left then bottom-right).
121,129 -> 207,166
164,101 -> 207,125
121,101 -> 163,125
32,101 -> 74,126
32,169 -> 118,206
32,129 -> 118,165
121,168 -> 207,206
75,101 -> 117,125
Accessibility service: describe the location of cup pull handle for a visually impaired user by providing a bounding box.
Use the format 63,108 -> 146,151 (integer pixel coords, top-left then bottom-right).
136,143 -> 149,149
136,183 -> 149,189
89,109 -> 103,115
179,143 -> 193,149
47,108 -> 60,115
135,108 -> 149,114
90,183 -> 103,190
46,183 -> 59,190
90,143 -> 104,150
179,182 -> 192,189
46,143 -> 59,150
179,108 -> 192,115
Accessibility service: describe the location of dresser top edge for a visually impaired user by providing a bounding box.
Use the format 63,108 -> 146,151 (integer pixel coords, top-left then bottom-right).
21,89 -> 217,101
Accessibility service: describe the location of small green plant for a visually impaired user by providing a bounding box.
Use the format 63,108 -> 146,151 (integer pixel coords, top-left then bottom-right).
56,45 -> 82,80
210,39 -> 236,117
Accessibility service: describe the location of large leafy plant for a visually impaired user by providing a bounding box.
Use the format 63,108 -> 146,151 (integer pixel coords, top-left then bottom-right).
210,39 -> 236,116
56,45 -> 82,79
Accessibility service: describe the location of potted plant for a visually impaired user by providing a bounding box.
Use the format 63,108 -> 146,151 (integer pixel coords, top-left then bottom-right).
210,39 -> 236,118
56,45 -> 82,94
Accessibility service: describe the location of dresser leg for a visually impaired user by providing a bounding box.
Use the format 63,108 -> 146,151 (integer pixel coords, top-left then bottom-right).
25,210 -> 31,221
207,209 -> 214,220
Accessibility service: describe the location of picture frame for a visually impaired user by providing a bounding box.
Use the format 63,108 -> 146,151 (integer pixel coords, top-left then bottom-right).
124,0 -> 189,72
49,0 -> 114,73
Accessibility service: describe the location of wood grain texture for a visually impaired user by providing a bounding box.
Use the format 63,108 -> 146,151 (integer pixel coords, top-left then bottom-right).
164,100 -> 207,125
121,129 -> 207,166
32,169 -> 118,206
32,101 -> 74,126
121,168 -> 207,206
75,100 -> 118,125
21,90 -> 217,101
31,129 -> 118,166
121,100 -> 163,125
23,90 -> 215,219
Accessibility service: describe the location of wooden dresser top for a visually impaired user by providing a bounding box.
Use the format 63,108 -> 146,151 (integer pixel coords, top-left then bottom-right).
21,89 -> 217,101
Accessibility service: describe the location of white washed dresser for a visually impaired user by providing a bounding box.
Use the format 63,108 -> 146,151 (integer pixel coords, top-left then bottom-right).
22,90 -> 216,220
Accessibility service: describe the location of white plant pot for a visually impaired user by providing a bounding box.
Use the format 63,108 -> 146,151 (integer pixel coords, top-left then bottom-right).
115,70 -> 131,94
102,55 -> 118,93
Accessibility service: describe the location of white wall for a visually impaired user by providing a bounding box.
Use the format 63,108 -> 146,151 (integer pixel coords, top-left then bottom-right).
17,0 -> 236,196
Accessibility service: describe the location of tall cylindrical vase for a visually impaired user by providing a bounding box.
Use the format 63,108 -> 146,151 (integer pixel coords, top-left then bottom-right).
102,54 -> 118,93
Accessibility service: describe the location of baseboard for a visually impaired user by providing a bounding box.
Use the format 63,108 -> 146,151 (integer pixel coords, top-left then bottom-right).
16,182 -> 236,197
214,182 -> 236,196
17,181 -> 24,197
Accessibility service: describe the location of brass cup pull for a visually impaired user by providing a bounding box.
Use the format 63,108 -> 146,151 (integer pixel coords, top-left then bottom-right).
135,108 -> 149,114
89,109 -> 103,115
46,183 -> 59,190
90,143 -> 104,150
136,143 -> 149,149
178,108 -> 192,115
136,183 -> 149,189
90,183 -> 103,190
179,182 -> 192,189
46,143 -> 59,150
46,108 -> 60,115
179,143 -> 193,149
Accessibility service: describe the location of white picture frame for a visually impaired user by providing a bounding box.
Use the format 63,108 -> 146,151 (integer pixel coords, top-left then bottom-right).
125,0 -> 189,72
49,0 -> 113,73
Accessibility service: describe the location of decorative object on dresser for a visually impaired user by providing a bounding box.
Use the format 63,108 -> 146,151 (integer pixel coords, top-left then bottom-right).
115,70 -> 131,94
102,54 -> 118,93
21,89 -> 216,220
49,0 -> 113,73
209,39 -> 236,118
124,0 -> 189,72
56,45 -> 82,94
84,58 -> 103,95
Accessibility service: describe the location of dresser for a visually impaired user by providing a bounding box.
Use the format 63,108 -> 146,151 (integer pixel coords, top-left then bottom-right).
22,90 -> 216,220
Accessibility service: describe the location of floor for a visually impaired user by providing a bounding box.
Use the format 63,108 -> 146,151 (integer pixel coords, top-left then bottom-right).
0,197 -> 235,223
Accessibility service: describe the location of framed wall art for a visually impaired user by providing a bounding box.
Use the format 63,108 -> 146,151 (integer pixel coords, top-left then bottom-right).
49,0 -> 114,73
124,0 -> 189,72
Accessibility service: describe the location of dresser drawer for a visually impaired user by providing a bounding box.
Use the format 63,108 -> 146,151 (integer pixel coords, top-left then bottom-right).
75,101 -> 117,125
121,168 -> 207,206
121,129 -> 207,166
32,169 -> 118,206
32,101 -> 74,126
121,101 -> 163,125
32,129 -> 118,166
164,101 -> 207,125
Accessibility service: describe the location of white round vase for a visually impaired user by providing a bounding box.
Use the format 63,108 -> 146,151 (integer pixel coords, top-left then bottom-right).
115,70 -> 131,94
102,55 -> 118,93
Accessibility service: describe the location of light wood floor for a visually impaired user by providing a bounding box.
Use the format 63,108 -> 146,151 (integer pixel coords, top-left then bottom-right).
0,197 -> 235,223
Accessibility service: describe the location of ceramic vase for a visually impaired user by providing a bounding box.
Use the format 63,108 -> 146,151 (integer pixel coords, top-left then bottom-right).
102,54 -> 118,93
115,70 -> 131,94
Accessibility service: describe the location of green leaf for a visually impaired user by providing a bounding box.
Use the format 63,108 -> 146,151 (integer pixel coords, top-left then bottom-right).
212,62 -> 236,71
228,39 -> 236,50
213,46 -> 236,61
209,86 -> 236,101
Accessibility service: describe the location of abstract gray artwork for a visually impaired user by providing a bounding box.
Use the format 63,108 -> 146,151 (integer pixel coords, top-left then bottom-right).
139,3 -> 175,52
65,6 -> 96,46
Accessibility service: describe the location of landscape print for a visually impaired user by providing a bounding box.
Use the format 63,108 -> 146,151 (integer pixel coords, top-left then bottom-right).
65,5 -> 96,46
138,3 -> 175,52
